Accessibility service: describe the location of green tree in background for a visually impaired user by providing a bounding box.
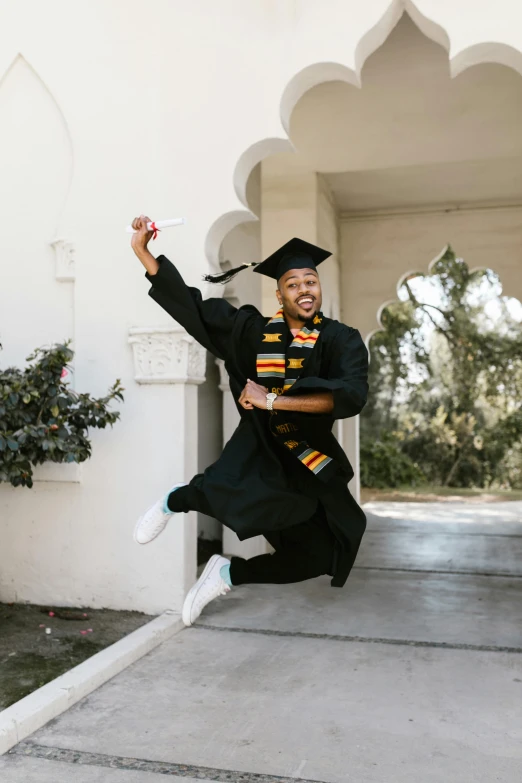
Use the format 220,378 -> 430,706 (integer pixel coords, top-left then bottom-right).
361,247 -> 522,489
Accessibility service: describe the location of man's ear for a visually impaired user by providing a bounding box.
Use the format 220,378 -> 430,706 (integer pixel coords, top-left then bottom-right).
276,288 -> 282,306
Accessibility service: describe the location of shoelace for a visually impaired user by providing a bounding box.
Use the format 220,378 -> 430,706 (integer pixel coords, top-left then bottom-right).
197,578 -> 230,604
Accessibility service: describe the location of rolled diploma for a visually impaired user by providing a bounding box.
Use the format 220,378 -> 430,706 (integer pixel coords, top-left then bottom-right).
126,217 -> 186,233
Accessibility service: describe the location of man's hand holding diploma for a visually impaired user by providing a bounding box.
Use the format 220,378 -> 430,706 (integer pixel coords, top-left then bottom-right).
130,215 -> 160,276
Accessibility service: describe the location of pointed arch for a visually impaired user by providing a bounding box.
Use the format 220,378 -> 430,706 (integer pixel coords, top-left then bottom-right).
0,53 -> 74,232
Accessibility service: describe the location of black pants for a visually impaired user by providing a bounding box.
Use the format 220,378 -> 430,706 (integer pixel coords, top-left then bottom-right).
168,482 -> 337,586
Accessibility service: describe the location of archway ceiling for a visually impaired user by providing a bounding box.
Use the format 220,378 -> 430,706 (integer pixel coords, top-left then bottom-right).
285,15 -> 522,213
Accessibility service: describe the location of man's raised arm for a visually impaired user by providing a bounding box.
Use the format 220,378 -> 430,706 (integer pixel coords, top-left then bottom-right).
130,215 -> 250,362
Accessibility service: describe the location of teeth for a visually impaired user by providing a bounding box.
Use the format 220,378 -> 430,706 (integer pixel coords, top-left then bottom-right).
298,298 -> 313,304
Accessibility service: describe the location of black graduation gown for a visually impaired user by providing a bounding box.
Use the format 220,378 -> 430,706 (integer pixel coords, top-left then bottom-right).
146,255 -> 369,587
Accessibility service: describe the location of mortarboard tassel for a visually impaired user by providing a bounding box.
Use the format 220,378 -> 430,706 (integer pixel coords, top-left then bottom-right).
202,262 -> 259,285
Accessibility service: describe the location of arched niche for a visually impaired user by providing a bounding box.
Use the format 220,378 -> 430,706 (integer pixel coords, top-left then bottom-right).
0,54 -> 74,368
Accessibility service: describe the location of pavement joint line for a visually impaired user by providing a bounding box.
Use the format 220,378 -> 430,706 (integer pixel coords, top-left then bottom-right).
194,624 -> 522,654
9,742 -> 326,783
352,566 -> 522,578
366,530 -> 522,539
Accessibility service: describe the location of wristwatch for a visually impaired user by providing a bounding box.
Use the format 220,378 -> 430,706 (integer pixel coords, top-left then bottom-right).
266,392 -> 278,411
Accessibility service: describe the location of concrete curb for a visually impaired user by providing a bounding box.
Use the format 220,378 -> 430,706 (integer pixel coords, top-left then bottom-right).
0,611 -> 184,756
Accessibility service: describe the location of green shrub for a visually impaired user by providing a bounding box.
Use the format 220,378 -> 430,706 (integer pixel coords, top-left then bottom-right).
360,432 -> 426,489
0,343 -> 123,488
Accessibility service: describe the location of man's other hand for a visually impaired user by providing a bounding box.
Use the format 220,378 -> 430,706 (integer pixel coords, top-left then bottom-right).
239,379 -> 269,410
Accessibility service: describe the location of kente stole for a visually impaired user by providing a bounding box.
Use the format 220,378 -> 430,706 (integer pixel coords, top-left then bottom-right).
256,308 -> 337,481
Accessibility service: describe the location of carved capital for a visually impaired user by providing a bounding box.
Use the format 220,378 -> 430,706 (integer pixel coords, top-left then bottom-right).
50,238 -> 76,282
128,327 -> 206,385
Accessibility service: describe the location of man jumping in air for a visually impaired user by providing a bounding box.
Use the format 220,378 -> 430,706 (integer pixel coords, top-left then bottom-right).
131,216 -> 369,627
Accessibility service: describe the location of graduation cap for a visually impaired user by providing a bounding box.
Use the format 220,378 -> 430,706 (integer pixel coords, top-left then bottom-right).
203,237 -> 332,285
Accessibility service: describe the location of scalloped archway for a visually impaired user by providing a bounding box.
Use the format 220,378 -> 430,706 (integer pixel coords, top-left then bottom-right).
204,0 -> 522,282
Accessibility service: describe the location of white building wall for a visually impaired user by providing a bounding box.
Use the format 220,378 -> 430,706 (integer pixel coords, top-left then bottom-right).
0,56 -> 73,369
0,0 -> 521,611
317,175 -> 341,322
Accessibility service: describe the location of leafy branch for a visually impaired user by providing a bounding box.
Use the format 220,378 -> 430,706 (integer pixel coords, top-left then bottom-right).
0,342 -> 124,488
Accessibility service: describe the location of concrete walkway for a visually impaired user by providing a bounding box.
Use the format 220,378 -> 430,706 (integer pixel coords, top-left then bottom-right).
2,503 -> 522,782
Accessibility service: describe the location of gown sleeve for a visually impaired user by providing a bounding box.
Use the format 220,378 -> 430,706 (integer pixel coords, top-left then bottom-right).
145,254 -> 254,361
286,326 -> 369,420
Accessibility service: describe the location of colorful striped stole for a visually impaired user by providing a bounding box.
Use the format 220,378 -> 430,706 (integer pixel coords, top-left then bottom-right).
256,308 -> 336,480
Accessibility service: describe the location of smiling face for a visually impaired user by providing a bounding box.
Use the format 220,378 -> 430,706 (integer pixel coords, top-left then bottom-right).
276,267 -> 322,325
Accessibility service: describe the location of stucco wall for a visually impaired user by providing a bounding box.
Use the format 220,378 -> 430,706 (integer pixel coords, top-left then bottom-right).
317,176 -> 341,321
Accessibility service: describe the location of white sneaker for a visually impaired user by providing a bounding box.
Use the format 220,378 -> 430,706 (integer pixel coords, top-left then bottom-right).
134,483 -> 186,545
182,554 -> 231,627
